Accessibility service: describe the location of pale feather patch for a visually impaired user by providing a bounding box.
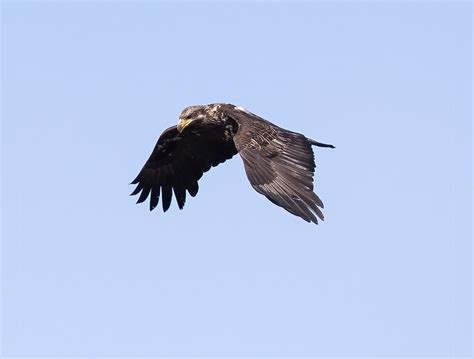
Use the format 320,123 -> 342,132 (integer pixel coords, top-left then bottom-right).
207,104 -> 221,115
234,106 -> 252,115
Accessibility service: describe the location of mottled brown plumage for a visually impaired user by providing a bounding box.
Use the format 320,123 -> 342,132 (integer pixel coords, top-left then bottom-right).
131,103 -> 334,224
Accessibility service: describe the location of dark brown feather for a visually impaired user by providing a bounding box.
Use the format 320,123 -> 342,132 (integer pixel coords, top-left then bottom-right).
225,105 -> 326,224
130,124 -> 237,212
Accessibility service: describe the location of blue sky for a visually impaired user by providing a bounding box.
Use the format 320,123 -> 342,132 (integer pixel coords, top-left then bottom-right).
1,1 -> 472,357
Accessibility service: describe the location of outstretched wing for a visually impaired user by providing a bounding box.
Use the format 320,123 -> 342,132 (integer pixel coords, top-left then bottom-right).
226,106 -> 327,224
130,125 -> 237,211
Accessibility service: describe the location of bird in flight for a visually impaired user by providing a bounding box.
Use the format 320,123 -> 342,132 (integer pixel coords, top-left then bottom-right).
131,103 -> 334,224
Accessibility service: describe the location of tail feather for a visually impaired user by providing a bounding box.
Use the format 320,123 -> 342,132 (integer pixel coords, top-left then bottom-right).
308,138 -> 335,148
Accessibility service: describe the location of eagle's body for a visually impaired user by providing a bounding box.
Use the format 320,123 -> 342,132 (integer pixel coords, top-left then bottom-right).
131,103 -> 334,224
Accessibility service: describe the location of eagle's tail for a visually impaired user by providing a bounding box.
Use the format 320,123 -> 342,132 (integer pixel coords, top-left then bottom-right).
308,138 -> 335,148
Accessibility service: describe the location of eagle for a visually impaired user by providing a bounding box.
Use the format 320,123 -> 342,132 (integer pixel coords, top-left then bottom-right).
130,103 -> 334,224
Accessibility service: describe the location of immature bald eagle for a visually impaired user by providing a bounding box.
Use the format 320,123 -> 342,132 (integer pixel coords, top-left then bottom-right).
131,103 -> 334,224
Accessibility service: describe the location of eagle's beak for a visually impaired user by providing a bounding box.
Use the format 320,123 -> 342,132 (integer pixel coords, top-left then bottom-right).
177,118 -> 194,133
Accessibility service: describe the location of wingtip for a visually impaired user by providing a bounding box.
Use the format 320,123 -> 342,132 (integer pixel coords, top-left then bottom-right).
130,186 -> 142,196
310,216 -> 324,225
130,175 -> 141,185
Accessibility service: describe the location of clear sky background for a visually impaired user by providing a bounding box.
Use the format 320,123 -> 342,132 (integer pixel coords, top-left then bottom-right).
1,1 -> 472,357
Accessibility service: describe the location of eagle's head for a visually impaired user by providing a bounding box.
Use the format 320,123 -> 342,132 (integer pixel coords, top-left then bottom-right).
177,105 -> 212,133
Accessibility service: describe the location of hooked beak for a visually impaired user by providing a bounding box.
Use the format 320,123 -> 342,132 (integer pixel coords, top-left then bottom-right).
177,118 -> 194,133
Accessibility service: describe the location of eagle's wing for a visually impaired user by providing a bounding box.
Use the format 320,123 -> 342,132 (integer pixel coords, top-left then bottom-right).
227,106 -> 325,224
130,125 -> 237,211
